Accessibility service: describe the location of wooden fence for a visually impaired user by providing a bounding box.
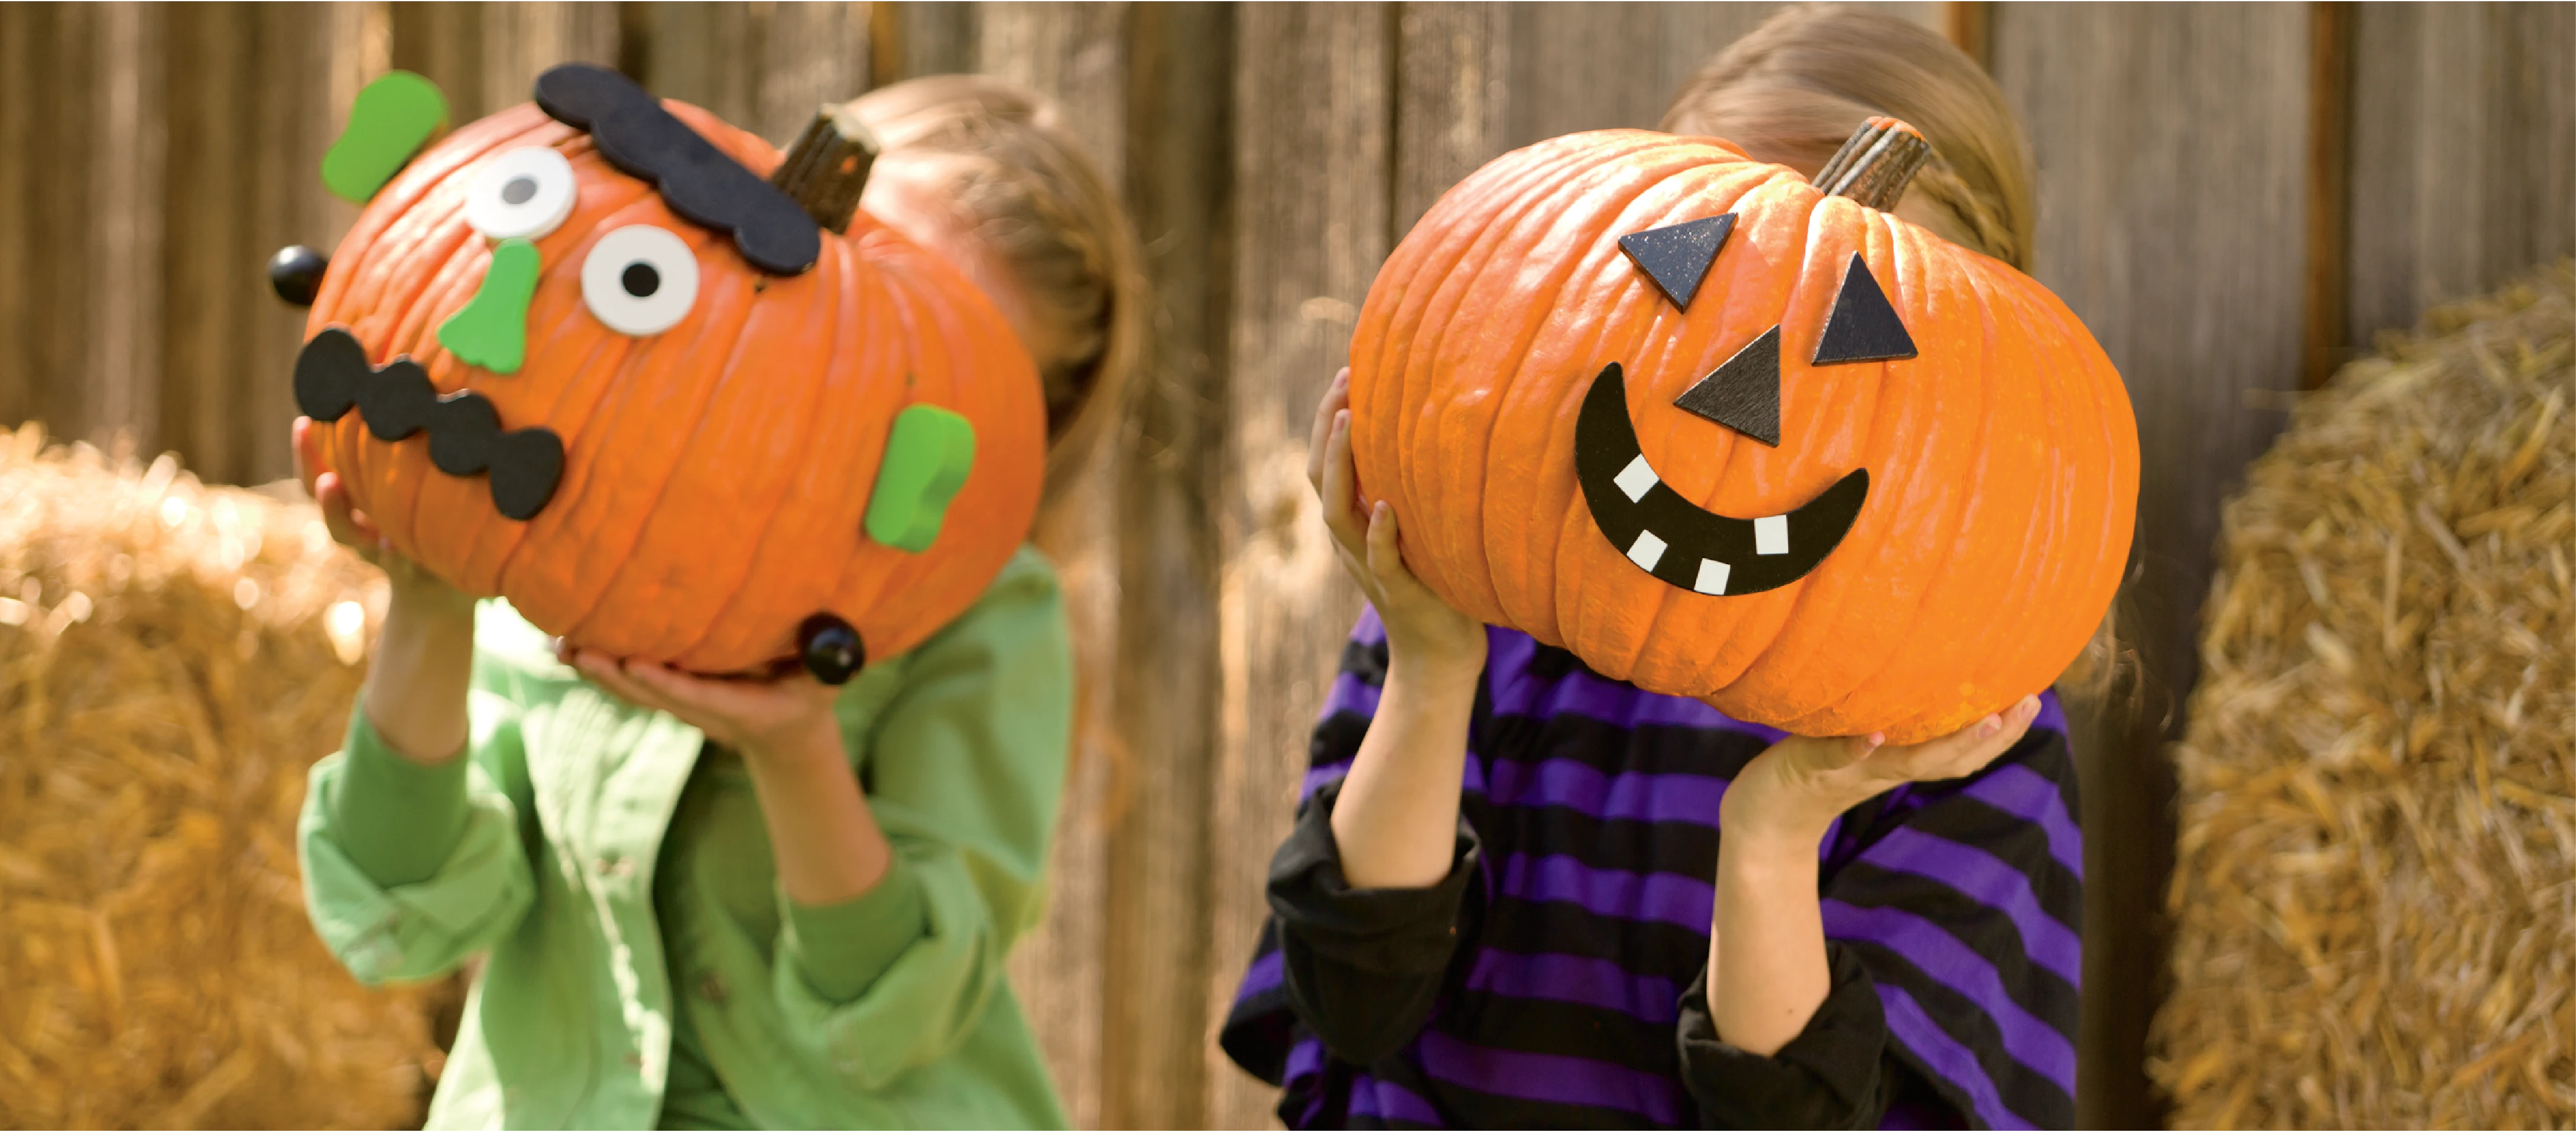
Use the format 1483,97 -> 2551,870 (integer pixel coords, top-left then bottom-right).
0,3 -> 2566,1127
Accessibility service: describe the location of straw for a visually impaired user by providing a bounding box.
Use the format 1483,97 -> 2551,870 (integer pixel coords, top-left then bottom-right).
2149,261 -> 2575,1129
0,427 -> 447,1129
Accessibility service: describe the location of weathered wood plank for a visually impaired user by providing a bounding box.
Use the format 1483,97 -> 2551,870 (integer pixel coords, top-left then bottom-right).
1389,3 -> 1941,239
87,3 -> 164,457
394,2 -> 617,123
627,2 -> 871,146
1103,6 -> 1248,1124
1208,4 -> 1393,1127
241,2 -> 374,486
0,4 -> 45,431
1989,5 -> 2314,1127
884,1 -> 982,83
2347,1 -> 2576,344
158,1 -> 251,481
25,5 -> 100,445
956,8 -> 1135,1128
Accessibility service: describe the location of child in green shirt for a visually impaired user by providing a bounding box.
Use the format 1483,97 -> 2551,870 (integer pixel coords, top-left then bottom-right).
296,77 -> 1143,1130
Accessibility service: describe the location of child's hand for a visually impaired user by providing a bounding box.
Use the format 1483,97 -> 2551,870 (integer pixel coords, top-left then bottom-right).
1721,695 -> 2045,848
1307,368 -> 1487,684
563,645 -> 845,767
295,417 -> 475,624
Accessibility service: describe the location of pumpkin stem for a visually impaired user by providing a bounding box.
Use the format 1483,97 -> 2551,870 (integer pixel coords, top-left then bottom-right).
1813,117 -> 1931,211
771,106 -> 880,234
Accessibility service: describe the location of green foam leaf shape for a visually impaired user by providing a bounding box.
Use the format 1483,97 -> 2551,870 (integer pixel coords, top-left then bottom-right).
864,405 -> 977,553
322,71 -> 448,204
436,238 -> 542,374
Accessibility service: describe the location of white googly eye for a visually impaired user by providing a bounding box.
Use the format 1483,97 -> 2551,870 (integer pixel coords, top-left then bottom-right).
581,225 -> 701,336
464,147 -> 578,241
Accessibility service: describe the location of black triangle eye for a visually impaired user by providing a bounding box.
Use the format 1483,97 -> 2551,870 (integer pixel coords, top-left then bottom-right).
1675,327 -> 1782,447
1619,214 -> 1736,311
1813,254 -> 1917,365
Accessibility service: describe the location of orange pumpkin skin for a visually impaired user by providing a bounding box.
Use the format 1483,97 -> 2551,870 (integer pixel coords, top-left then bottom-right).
1350,129 -> 2138,743
305,100 -> 1044,672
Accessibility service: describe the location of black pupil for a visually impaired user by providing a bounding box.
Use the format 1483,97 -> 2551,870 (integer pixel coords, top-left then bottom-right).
501,176 -> 537,205
622,263 -> 660,298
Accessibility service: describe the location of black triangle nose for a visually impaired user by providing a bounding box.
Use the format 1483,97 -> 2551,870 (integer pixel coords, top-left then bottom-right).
1675,326 -> 1782,447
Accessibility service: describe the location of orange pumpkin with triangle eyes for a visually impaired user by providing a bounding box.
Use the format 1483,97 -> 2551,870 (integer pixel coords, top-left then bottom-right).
1348,120 -> 2138,741
276,65 -> 1044,683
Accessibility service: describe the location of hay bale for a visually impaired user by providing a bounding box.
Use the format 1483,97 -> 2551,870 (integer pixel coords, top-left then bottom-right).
2150,262 -> 2575,1129
0,424 -> 443,1128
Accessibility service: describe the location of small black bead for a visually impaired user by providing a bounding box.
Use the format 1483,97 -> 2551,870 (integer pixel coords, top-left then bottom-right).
269,245 -> 330,307
797,613 -> 865,685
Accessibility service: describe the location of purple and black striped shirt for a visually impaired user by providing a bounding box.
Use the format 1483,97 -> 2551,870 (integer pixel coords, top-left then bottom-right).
1220,609 -> 2082,1129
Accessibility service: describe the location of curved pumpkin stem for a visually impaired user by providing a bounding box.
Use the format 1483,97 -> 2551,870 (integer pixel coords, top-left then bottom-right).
1813,116 -> 1931,211
772,106 -> 880,234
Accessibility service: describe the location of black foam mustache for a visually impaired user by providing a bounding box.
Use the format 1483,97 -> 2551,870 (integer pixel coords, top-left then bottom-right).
532,63 -> 820,277
294,328 -> 566,522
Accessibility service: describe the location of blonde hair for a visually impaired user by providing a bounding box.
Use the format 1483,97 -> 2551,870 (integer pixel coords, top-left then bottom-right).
1665,6 -> 2132,702
846,76 -> 1147,507
1660,5 -> 2036,270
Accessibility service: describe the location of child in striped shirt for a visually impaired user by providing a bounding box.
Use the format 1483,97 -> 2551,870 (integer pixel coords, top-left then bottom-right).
1222,11 -> 2089,1128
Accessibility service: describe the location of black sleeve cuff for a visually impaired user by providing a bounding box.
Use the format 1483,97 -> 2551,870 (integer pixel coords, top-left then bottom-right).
1676,942 -> 1893,1130
1267,779 -> 1479,1063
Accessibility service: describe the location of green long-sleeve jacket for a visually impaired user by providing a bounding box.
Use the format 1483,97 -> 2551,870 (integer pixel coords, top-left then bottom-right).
296,548 -> 1072,1130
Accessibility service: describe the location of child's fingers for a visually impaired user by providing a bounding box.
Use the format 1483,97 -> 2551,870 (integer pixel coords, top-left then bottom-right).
312,473 -> 382,561
1891,696 -> 2039,782
292,417 -> 323,497
1363,500 -> 1408,586
575,653 -> 673,715
1316,409 -> 1368,557
1305,368 -> 1354,493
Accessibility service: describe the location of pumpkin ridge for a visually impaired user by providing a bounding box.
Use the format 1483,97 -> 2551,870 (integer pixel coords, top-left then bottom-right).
1375,130 -> 1677,611
1719,205 -> 1926,714
369,232 -> 504,568
552,248 -> 766,654
1785,232 -> 2016,735
1462,145 -> 1709,632
1641,173 -> 1826,688
1382,138 -> 1639,616
313,109 -> 556,317
1779,217 -> 1995,731
470,333 -> 629,594
1619,163 -> 1817,691
456,146 -> 660,593
515,223 -> 753,643
324,161 -> 493,527
1974,271 -> 2126,719
1878,254 -> 2071,739
1543,157 -> 1785,651
644,245 -> 844,664
679,237 -> 884,668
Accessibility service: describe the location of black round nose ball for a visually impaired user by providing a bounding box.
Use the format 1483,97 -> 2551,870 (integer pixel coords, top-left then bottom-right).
269,245 -> 330,307
797,613 -> 866,685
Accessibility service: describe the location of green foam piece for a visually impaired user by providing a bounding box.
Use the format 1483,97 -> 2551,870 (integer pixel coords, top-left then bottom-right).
436,238 -> 541,374
864,405 -> 977,553
322,71 -> 448,203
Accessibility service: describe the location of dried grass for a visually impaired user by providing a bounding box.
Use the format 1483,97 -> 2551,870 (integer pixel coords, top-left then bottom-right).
2150,261 -> 2576,1130
0,425 -> 442,1129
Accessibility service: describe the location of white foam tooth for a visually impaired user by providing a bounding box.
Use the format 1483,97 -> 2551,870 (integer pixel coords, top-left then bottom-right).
1627,530 -> 1668,571
1695,559 -> 1731,595
1754,514 -> 1789,556
1614,454 -> 1658,502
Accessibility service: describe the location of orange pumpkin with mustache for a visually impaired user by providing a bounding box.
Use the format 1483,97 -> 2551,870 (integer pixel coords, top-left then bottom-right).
1349,121 -> 2137,741
284,66 -> 1043,682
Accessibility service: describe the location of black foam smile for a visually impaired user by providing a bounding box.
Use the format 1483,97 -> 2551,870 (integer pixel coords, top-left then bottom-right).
1574,363 -> 1867,596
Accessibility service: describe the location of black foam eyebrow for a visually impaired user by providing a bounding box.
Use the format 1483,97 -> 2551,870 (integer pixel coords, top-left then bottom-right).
532,63 -> 820,277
